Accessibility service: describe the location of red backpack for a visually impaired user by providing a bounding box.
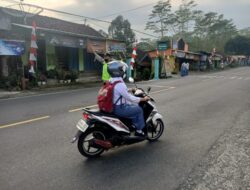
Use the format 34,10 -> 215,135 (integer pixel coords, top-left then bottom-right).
97,81 -> 121,113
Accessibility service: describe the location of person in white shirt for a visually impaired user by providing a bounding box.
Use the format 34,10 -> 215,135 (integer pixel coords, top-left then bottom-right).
107,61 -> 150,136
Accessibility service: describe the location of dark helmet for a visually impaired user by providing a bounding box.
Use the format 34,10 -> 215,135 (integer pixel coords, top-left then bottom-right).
107,60 -> 128,78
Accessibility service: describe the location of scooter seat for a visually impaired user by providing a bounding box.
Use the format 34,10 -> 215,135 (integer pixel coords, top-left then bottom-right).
84,108 -> 133,128
84,108 -> 118,118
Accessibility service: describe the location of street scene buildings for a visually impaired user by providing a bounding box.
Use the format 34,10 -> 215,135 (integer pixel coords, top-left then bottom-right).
0,1 -> 250,190
1,6 -> 249,90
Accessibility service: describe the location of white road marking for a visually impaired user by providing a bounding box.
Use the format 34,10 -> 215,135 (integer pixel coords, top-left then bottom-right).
138,84 -> 168,88
150,87 -> 176,94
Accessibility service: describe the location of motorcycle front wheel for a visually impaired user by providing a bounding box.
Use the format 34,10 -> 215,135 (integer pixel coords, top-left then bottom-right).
77,128 -> 106,158
147,119 -> 164,142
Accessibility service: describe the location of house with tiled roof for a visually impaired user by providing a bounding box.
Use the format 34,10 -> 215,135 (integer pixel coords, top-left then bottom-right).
0,7 -> 125,87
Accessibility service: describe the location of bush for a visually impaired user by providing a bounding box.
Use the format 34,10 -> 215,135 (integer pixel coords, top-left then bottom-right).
57,69 -> 65,80
69,70 -> 79,82
0,76 -> 7,89
142,68 -> 151,80
46,69 -> 58,79
0,75 -> 18,90
64,71 -> 71,80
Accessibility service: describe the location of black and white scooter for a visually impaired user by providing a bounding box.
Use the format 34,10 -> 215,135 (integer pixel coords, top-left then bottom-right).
71,78 -> 164,158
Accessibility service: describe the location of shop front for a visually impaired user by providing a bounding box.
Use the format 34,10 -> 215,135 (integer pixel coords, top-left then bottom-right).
0,39 -> 26,88
45,32 -> 86,72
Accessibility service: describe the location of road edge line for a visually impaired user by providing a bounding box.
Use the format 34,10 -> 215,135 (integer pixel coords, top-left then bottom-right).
0,115 -> 50,129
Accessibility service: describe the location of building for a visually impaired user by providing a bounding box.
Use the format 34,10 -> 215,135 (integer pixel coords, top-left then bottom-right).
0,7 -> 125,86
148,38 -> 206,77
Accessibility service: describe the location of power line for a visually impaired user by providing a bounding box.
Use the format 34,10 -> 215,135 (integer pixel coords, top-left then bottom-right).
132,29 -> 158,38
1,0 -> 159,38
97,2 -> 157,19
45,6 -> 159,38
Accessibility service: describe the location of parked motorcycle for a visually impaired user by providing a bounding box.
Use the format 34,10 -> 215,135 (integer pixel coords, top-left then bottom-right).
71,80 -> 164,158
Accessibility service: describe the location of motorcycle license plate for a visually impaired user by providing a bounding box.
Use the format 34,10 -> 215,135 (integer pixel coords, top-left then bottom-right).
76,119 -> 88,132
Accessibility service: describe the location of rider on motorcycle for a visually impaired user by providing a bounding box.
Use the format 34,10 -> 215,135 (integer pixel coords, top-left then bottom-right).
107,61 -> 150,136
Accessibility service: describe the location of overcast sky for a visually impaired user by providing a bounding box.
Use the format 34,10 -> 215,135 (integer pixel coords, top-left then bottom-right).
1,0 -> 250,39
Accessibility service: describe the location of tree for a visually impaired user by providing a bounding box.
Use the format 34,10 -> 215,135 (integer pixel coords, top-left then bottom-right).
225,35 -> 250,55
239,27 -> 250,38
137,41 -> 157,51
145,0 -> 174,38
191,11 -> 237,52
174,0 -> 197,37
108,15 -> 135,46
98,29 -> 108,38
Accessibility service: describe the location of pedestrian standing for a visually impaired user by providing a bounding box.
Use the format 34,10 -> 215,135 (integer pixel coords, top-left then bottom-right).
186,62 -> 189,75
94,52 -> 112,83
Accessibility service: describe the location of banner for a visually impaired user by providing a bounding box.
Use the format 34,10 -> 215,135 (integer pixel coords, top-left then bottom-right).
47,33 -> 86,48
0,39 -> 25,55
107,42 -> 126,52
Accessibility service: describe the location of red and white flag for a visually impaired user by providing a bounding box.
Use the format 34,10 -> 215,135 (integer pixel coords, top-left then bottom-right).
130,47 -> 137,70
29,21 -> 38,73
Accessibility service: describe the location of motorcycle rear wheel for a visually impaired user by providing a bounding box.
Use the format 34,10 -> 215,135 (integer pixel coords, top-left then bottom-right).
147,119 -> 164,142
77,128 -> 106,158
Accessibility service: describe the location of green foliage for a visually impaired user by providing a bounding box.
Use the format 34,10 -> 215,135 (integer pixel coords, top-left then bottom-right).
174,0 -> 197,37
137,41 -> 156,51
108,15 -> 135,46
37,72 -> 47,82
190,11 -> 238,52
56,70 -> 79,81
225,35 -> 250,55
145,0 -> 174,38
0,75 -> 18,90
57,69 -> 65,80
144,0 -> 239,54
69,70 -> 79,82
239,27 -> 250,38
46,69 -> 58,79
64,71 -> 71,80
142,68 -> 151,80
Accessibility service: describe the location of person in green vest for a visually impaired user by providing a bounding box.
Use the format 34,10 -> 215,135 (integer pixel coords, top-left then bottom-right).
94,52 -> 112,83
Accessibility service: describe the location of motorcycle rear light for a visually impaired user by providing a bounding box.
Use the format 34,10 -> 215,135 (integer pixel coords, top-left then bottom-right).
82,113 -> 90,121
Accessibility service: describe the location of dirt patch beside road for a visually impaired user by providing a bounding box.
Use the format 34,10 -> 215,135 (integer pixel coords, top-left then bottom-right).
177,105 -> 250,190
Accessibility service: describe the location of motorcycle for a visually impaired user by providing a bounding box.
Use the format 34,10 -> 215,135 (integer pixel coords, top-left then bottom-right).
71,79 -> 164,158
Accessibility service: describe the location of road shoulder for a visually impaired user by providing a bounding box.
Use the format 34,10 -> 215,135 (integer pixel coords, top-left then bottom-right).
177,105 -> 250,190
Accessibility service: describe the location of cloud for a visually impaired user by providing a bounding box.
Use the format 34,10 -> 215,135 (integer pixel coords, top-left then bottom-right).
2,0 -> 249,37
24,0 -> 78,9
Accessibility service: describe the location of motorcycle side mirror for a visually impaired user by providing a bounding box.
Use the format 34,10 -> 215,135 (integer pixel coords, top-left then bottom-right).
128,77 -> 137,88
128,77 -> 134,83
147,87 -> 151,93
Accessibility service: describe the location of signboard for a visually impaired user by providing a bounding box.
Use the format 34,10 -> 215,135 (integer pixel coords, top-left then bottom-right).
46,33 -> 86,48
157,41 -> 168,51
87,39 -> 106,53
176,51 -> 185,58
172,40 -> 177,49
0,39 -> 25,55
107,42 -> 126,52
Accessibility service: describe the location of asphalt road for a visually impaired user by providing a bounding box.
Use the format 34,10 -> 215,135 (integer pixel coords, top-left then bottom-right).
0,67 -> 249,190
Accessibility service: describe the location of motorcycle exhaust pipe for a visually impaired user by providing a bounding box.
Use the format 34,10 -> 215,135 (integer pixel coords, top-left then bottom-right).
92,139 -> 113,149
